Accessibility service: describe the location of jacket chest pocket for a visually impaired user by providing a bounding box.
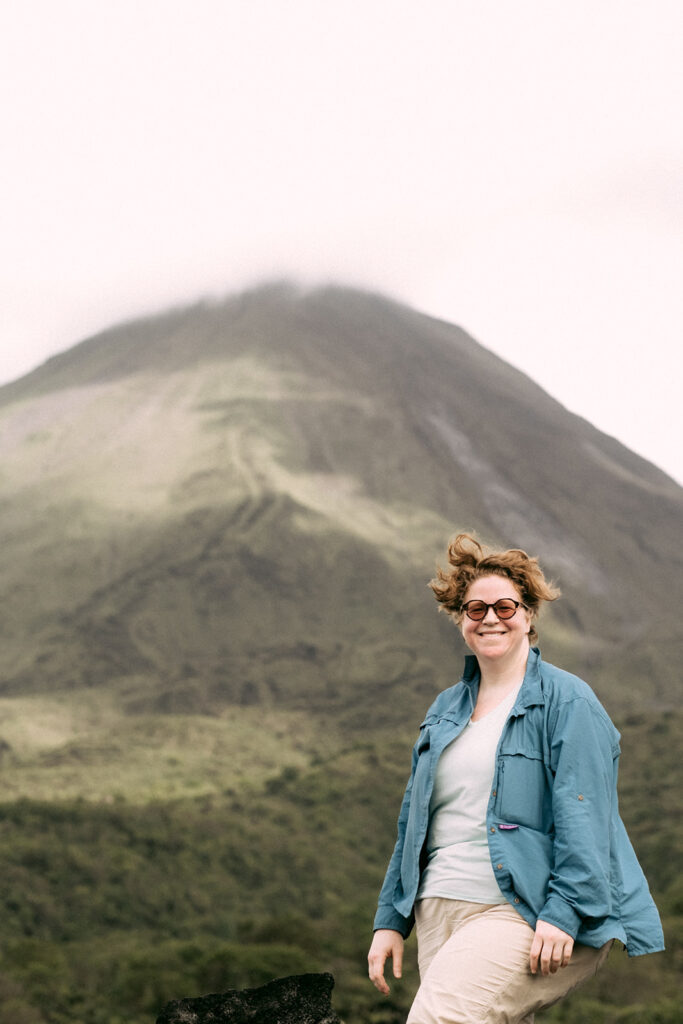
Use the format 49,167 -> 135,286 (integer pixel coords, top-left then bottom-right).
496,750 -> 550,833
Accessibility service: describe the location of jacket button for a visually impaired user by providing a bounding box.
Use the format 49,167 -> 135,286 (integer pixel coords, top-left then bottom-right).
514,897 -> 520,904
578,794 -> 584,801
492,790 -> 497,797
496,863 -> 503,870
490,826 -> 496,833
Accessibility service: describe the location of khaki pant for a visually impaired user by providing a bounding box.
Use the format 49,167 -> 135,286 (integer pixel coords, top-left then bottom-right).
407,898 -> 612,1024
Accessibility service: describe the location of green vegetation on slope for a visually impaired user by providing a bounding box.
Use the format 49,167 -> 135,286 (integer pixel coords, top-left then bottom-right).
0,692 -> 325,803
0,712 -> 679,1024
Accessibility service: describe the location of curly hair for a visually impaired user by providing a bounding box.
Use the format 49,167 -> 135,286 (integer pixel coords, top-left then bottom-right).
429,533 -> 560,645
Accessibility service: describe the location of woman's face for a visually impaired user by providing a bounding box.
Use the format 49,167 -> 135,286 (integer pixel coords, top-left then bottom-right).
460,574 -> 531,663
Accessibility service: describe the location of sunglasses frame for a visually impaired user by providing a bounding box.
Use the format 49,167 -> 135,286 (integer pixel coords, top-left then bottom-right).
460,598 -> 527,621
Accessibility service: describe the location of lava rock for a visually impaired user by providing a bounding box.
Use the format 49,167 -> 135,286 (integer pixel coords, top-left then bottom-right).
155,972 -> 342,1024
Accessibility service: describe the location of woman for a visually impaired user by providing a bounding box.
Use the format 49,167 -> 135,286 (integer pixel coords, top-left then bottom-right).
368,534 -> 664,1024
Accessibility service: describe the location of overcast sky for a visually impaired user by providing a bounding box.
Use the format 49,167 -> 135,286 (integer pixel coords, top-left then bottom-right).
1,1 -> 681,483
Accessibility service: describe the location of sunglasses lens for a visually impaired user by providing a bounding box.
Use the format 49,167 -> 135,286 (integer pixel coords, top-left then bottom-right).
465,602 -> 487,620
494,600 -> 517,618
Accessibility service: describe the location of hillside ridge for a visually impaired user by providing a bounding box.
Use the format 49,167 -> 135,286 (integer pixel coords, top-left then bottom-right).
0,281 -> 680,723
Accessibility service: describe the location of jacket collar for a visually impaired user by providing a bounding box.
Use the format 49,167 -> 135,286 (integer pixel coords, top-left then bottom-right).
462,646 -> 545,711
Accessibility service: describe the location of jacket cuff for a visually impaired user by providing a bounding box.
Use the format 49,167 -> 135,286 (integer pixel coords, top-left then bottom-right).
373,904 -> 413,938
538,894 -> 582,939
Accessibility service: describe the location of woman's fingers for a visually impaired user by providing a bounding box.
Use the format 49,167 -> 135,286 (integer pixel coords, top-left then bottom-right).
368,947 -> 390,995
530,920 -> 575,975
368,930 -> 404,994
529,929 -> 543,974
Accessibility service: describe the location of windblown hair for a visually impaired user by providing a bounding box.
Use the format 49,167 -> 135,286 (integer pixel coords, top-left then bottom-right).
430,533 -> 560,645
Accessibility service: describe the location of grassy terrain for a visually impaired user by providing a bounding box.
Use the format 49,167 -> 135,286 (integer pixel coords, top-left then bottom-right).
0,691 -> 324,803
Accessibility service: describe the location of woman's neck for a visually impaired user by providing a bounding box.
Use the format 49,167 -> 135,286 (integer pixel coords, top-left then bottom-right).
477,642 -> 530,693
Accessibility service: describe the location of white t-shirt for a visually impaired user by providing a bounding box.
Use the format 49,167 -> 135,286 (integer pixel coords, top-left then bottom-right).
417,682 -> 521,904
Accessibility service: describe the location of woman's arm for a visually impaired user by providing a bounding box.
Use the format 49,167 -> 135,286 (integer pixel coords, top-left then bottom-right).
373,742 -> 420,935
540,696 -> 619,937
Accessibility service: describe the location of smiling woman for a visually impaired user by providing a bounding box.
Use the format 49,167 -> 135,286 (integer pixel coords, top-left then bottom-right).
367,533 -> 664,1024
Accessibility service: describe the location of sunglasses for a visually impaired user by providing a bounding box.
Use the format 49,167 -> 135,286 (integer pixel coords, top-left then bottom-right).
461,599 -> 527,622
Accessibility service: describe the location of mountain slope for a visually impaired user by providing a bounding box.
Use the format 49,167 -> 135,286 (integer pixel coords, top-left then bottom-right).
0,282 -> 680,726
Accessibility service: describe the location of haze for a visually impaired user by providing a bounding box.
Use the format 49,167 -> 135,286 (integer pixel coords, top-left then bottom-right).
1,0 -> 681,482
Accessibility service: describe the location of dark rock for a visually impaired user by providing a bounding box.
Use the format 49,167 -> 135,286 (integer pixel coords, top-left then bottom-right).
155,972 -> 342,1024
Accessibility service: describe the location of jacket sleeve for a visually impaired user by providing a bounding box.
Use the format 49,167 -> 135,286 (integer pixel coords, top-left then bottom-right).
372,743 -> 419,938
539,696 -> 620,938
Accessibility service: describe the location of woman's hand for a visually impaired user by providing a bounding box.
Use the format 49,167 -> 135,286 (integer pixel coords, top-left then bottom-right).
368,929 -> 404,994
529,920 -> 574,975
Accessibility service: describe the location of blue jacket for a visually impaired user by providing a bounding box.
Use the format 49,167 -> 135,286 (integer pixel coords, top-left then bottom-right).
373,648 -> 664,956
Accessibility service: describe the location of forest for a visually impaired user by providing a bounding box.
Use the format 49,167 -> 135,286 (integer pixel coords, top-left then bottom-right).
0,710 -> 680,1023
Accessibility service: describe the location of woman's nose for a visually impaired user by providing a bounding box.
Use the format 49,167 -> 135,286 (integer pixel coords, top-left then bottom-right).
483,605 -> 501,623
